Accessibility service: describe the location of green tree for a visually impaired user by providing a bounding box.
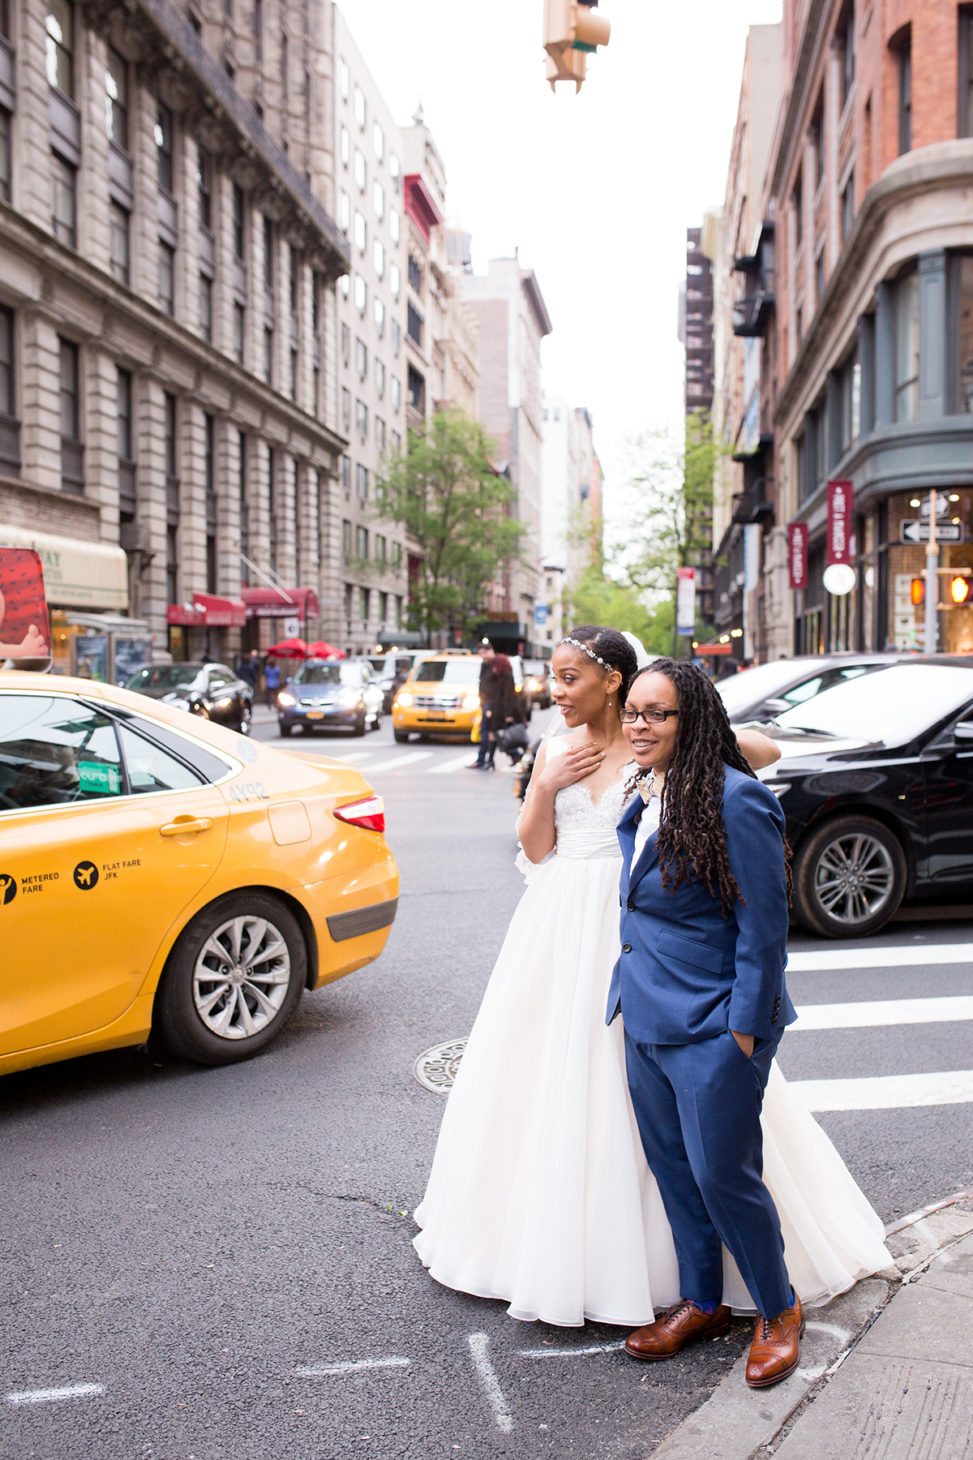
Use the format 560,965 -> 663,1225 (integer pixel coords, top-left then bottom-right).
374,410 -> 523,641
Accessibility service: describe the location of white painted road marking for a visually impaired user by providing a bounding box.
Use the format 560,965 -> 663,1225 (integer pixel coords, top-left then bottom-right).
360,750 -> 434,775
429,752 -> 479,774
6,1384 -> 104,1406
788,944 -> 972,972
467,1333 -> 513,1434
292,1358 -> 410,1377
794,1069 -> 973,1111
794,995 -> 973,1030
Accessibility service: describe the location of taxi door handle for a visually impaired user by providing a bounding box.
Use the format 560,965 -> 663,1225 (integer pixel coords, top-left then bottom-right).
160,816 -> 213,837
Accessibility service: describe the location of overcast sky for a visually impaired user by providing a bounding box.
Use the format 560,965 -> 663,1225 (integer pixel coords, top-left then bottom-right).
338,0 -> 784,517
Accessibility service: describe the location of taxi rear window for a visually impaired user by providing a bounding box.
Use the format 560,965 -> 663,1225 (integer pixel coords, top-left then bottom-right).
414,660 -> 477,683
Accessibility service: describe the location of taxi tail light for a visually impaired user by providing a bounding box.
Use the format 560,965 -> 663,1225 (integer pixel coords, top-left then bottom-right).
333,795 -> 385,833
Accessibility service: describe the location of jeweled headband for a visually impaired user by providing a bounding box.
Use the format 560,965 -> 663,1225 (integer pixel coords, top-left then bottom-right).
559,636 -> 612,670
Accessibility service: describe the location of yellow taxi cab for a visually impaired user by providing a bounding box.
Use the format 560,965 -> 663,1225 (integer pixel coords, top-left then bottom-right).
0,670 -> 398,1076
391,651 -> 482,742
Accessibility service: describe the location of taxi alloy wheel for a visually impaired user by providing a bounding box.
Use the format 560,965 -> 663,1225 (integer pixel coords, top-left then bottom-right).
156,893 -> 307,1064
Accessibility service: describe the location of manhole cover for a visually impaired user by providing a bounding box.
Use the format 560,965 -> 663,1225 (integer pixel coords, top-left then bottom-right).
414,1038 -> 468,1093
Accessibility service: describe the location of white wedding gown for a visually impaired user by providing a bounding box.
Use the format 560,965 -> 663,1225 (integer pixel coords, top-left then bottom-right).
413,744 -> 892,1327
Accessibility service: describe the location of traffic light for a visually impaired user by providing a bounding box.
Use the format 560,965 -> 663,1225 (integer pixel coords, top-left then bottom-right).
910,577 -> 925,606
544,0 -> 611,92
949,574 -> 971,605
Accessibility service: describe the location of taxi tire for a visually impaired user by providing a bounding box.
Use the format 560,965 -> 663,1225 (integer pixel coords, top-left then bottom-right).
353,714 -> 367,737
393,730 -> 409,743
156,893 -> 307,1065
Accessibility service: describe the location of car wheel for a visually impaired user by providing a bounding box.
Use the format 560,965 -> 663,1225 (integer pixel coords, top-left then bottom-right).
393,730 -> 409,743
155,893 -> 307,1065
353,713 -> 367,737
369,711 -> 382,732
279,722 -> 293,737
793,815 -> 907,938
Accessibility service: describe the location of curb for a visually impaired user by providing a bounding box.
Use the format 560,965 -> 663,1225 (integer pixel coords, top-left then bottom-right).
647,1191 -> 973,1460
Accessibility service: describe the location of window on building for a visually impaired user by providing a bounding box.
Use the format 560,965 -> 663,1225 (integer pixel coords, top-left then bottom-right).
375,416 -> 386,453
408,255 -> 423,294
290,346 -> 298,400
45,0 -> 74,96
197,147 -> 213,231
390,374 -> 401,412
105,48 -> 129,150
372,238 -> 385,278
390,429 -> 401,457
338,189 -> 350,234
836,1 -> 855,111
342,518 -> 352,561
892,26 -> 912,155
407,364 -> 425,415
155,106 -> 174,193
109,202 -> 130,284
356,524 -> 368,559
354,274 -> 367,315
353,148 -> 366,192
116,366 -> 133,463
340,454 -> 351,497
389,151 -> 400,181
355,463 -> 368,501
344,582 -> 353,624
373,296 -> 385,336
164,391 -> 178,480
954,253 -> 973,413
811,99 -> 824,189
360,587 -> 370,624
378,590 -> 388,624
338,272 -> 349,298
51,153 -> 77,247
0,108 -> 10,204
340,323 -> 350,366
407,303 -> 423,348
200,274 -> 213,342
376,534 -> 387,569
267,446 -> 277,572
373,179 -> 384,219
264,325 -> 274,383
792,175 -> 803,250
159,240 -> 175,315
356,398 -> 368,441
375,358 -> 386,398
814,247 -> 826,307
232,183 -> 246,260
355,337 -> 367,379
390,261 -> 400,300
391,318 -> 401,357
795,301 -> 804,348
263,215 -> 274,292
894,268 -> 920,421
233,301 -> 245,364
389,207 -> 400,245
354,210 -> 366,253
961,6 -> 973,138
0,306 -> 18,475
840,171 -> 855,243
0,0 -> 11,41
254,0 -> 263,62
340,125 -> 350,167
838,349 -> 861,452
341,386 -> 351,433
372,120 -> 384,161
338,57 -> 350,99
353,85 -> 366,130
59,336 -> 83,491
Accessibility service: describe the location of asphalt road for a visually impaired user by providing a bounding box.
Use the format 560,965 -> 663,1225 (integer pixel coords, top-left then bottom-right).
2,712 -> 971,1459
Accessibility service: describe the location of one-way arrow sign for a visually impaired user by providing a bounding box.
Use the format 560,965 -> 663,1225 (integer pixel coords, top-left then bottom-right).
900,519 -> 965,544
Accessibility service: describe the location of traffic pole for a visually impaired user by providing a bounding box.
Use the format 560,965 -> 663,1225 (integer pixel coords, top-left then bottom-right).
924,488 -> 938,653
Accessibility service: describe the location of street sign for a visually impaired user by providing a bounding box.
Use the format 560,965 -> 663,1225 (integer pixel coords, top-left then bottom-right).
899,520 -> 965,544
533,603 -> 548,626
675,566 -> 696,637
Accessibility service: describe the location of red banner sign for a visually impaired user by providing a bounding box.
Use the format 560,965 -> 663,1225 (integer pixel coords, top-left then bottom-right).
788,522 -> 808,590
827,479 -> 853,565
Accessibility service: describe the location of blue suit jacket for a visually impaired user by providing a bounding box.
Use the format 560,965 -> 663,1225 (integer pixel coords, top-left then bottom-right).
606,766 -> 795,1045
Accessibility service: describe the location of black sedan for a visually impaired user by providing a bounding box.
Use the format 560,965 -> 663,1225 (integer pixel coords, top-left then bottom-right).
125,662 -> 253,734
756,657 -> 973,937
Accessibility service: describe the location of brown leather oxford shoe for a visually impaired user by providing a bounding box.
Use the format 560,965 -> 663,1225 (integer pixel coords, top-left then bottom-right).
625,1300 -> 731,1361
745,1294 -> 805,1388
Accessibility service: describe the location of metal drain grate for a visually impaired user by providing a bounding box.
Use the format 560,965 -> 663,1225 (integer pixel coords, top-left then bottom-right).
413,1038 -> 468,1093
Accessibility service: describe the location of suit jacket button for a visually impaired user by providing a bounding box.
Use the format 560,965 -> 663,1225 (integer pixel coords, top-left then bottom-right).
626,899 -> 635,910
622,943 -> 632,953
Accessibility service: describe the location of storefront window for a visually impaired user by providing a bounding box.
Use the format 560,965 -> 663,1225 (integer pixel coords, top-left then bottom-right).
956,254 -> 973,414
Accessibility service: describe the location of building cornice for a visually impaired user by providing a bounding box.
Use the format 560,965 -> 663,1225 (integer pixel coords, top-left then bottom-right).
521,271 -> 553,338
403,174 -> 443,245
80,0 -> 350,276
1,204 -> 349,460
775,141 -> 973,428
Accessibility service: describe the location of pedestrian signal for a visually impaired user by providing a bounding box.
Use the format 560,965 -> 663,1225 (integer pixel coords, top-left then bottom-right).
949,574 -> 971,605
544,0 -> 611,92
909,577 -> 925,606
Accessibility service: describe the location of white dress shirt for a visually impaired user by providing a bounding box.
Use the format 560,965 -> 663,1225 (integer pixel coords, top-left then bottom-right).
632,777 -> 662,869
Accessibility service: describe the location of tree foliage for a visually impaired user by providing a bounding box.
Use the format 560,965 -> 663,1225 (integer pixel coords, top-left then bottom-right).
374,410 -> 523,641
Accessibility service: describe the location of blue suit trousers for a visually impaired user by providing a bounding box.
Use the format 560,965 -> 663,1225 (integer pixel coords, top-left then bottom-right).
624,1028 -> 792,1319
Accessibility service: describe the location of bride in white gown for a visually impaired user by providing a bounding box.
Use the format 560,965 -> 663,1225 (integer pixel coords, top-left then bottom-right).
413,627 -> 890,1328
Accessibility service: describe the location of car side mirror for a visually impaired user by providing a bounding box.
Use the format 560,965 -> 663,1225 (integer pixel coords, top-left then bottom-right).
763,698 -> 791,716
954,721 -> 973,743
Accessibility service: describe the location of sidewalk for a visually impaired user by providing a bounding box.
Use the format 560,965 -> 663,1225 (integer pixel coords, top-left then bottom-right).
650,1192 -> 973,1460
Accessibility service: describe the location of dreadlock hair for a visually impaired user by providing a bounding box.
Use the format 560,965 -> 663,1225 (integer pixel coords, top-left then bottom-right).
631,657 -> 792,918
563,626 -> 640,702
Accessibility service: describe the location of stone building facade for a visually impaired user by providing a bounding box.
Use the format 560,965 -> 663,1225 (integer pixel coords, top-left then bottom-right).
0,0 -> 349,674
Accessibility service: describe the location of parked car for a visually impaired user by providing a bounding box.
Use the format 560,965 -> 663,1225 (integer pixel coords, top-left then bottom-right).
755,657 -> 973,937
522,658 -> 552,710
277,659 -> 381,737
0,671 -> 398,1075
367,651 -> 421,711
125,662 -> 253,734
716,652 -> 908,724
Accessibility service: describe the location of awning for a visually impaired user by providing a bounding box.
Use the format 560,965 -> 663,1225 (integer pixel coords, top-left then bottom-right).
240,586 -> 319,620
0,524 -> 128,611
167,593 -> 247,628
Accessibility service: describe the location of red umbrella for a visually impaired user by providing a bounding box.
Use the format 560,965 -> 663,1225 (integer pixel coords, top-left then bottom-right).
307,640 -> 346,659
267,637 -> 307,659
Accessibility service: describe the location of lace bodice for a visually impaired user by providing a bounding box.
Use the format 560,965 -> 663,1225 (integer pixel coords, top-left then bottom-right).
549,738 -> 633,860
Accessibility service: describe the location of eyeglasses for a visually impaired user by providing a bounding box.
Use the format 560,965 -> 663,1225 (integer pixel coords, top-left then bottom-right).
620,707 -> 679,725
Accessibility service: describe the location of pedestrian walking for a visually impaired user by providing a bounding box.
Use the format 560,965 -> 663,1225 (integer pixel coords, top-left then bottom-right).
263,658 -> 281,708
468,640 -> 517,770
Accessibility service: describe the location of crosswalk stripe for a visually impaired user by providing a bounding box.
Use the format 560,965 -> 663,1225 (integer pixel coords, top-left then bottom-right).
363,750 -> 435,774
794,995 -> 973,1031
429,753 -> 479,775
788,944 -> 972,972
794,1070 -> 973,1111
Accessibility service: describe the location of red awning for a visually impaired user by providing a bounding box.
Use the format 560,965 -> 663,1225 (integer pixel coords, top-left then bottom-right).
166,593 -> 247,627
239,586 -> 320,620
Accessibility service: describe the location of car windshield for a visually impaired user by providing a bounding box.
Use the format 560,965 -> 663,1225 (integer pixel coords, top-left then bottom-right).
774,664 -> 973,744
716,660 -> 822,713
367,657 -> 387,674
413,659 -> 478,683
126,664 -> 203,692
294,662 -> 363,686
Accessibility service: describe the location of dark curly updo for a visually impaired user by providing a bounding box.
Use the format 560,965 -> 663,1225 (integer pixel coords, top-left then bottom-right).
563,625 -> 640,698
